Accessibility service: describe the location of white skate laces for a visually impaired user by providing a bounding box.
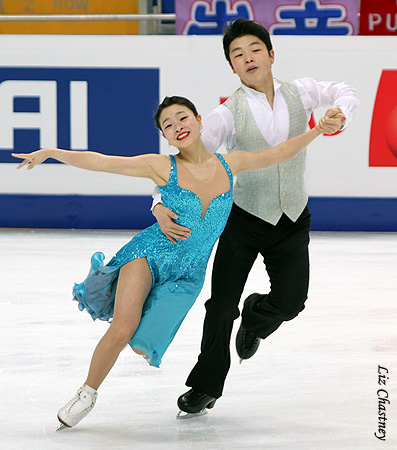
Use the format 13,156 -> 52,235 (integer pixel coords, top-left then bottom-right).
57,384 -> 98,429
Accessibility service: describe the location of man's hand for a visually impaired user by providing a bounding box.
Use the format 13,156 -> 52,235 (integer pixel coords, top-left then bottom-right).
317,107 -> 346,134
153,204 -> 191,244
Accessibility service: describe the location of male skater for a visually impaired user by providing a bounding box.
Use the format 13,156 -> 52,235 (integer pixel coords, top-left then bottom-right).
153,18 -> 359,414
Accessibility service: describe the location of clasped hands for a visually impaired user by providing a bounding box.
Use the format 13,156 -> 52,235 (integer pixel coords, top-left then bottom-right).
317,107 -> 345,135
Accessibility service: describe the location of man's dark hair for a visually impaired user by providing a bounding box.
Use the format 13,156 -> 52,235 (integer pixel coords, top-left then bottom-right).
154,96 -> 199,131
223,18 -> 273,65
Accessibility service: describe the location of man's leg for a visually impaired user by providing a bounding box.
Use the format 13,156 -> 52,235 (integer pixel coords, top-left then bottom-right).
238,207 -> 311,355
184,204 -> 259,400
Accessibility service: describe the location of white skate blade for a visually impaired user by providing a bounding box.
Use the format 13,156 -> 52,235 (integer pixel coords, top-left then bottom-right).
176,408 -> 209,420
56,423 -> 67,431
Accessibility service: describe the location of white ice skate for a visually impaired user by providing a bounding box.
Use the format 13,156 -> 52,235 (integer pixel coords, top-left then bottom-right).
56,384 -> 98,430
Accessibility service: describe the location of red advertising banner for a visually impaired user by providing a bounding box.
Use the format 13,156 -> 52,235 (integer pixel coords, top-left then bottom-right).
359,0 -> 397,35
369,70 -> 397,167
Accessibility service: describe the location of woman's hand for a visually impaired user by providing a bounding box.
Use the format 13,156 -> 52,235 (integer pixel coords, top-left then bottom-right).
12,148 -> 52,170
316,108 -> 345,135
153,203 -> 191,244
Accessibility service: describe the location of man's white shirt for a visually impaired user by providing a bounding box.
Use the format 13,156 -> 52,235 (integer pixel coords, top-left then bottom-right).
152,77 -> 359,207
202,77 -> 359,151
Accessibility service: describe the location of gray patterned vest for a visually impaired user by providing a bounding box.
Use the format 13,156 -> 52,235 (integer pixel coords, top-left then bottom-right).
224,81 -> 308,225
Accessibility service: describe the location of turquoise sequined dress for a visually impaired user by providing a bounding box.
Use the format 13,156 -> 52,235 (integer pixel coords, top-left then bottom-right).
73,154 -> 233,367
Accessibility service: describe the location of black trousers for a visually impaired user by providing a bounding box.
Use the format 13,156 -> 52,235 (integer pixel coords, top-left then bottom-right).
186,203 -> 311,398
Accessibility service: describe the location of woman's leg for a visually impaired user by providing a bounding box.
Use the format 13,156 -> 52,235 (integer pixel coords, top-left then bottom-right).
85,257 -> 152,390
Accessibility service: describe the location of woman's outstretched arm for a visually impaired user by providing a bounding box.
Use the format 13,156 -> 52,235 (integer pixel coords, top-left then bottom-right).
226,108 -> 344,175
12,148 -> 168,184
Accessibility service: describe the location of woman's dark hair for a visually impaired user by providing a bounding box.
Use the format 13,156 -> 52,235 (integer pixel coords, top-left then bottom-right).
223,18 -> 273,65
154,96 -> 199,130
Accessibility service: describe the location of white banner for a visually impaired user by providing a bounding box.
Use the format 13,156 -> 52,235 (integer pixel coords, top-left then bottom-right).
0,34 -> 396,198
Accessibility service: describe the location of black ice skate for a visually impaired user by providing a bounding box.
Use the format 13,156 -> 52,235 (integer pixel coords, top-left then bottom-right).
236,323 -> 261,363
176,389 -> 216,419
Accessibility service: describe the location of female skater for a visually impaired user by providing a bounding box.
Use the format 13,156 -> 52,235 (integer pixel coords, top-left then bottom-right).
12,96 -> 342,429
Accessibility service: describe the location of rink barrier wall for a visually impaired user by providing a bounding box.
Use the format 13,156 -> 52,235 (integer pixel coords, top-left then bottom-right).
1,36 -> 397,230
1,194 -> 396,232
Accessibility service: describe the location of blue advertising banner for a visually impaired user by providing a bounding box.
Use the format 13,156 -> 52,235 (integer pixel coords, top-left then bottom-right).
0,67 -> 160,163
176,0 -> 358,35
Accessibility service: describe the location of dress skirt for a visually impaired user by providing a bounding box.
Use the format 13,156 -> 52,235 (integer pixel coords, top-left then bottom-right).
73,250 -> 205,368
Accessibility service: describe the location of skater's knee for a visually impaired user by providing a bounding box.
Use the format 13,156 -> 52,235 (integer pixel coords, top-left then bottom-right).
279,302 -> 305,321
205,298 -> 239,321
108,323 -> 136,347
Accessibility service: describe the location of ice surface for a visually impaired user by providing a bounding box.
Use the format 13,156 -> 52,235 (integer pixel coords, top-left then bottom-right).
0,230 -> 396,449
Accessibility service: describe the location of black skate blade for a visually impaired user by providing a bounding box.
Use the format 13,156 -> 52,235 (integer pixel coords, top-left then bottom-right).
176,408 -> 209,420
